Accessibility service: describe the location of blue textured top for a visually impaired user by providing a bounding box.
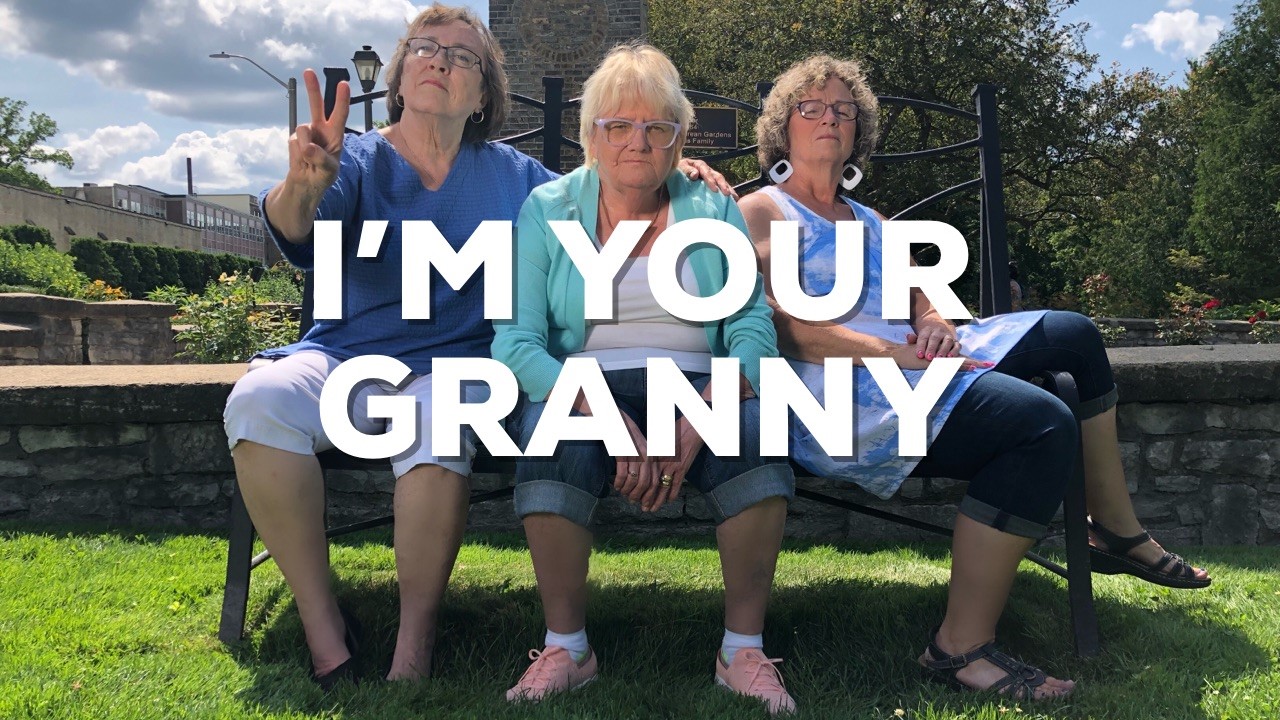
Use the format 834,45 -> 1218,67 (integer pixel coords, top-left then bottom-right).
257,131 -> 557,374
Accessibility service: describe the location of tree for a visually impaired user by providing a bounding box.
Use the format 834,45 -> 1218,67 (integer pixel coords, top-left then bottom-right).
1186,0 -> 1280,302
0,97 -> 73,193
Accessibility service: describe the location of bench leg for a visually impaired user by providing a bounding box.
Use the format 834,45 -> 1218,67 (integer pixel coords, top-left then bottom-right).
1064,442 -> 1100,657
219,482 -> 255,646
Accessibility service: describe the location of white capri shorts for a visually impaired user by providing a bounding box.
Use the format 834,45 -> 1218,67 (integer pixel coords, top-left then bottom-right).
223,349 -> 483,478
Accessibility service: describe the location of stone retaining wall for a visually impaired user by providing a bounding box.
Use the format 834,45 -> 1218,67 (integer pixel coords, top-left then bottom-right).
1094,317 -> 1279,347
1,346 -> 1278,544
0,294 -> 177,365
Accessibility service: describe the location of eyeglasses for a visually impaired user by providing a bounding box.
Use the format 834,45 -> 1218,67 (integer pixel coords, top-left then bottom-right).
593,118 -> 682,149
406,37 -> 483,72
795,99 -> 859,121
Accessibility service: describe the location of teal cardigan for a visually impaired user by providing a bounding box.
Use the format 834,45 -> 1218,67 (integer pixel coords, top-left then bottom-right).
491,166 -> 778,402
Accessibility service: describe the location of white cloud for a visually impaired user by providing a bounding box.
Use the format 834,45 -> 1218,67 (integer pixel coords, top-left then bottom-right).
1166,0 -> 1194,9
1123,10 -> 1224,57
262,38 -> 315,65
0,5 -> 27,56
59,123 -> 161,173
117,127 -> 288,193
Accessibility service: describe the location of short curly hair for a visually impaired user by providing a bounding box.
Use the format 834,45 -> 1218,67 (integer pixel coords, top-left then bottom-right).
756,55 -> 879,179
383,3 -> 508,143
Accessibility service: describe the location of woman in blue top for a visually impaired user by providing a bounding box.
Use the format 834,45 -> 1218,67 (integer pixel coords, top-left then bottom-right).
739,55 -> 1210,702
222,5 -> 730,689
493,44 -> 796,714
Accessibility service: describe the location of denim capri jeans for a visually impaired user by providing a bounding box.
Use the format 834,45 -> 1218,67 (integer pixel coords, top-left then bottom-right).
511,367 -> 795,526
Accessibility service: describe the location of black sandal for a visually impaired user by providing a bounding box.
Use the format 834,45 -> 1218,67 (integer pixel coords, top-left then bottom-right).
311,604 -> 363,692
921,630 -> 1061,701
1088,518 -> 1210,589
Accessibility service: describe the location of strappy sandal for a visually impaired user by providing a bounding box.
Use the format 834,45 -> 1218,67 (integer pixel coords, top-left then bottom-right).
920,630 -> 1065,701
1088,518 -> 1210,589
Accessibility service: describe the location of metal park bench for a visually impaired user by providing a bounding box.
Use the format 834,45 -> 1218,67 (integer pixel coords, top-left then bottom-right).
219,72 -> 1099,658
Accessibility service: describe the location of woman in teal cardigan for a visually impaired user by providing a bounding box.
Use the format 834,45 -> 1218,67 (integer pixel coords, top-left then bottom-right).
492,44 -> 796,714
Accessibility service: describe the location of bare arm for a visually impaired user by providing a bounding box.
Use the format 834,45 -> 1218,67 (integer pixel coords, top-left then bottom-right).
263,69 -> 351,244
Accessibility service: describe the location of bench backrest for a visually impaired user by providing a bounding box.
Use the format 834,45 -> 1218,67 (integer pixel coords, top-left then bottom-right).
298,70 -> 1013,337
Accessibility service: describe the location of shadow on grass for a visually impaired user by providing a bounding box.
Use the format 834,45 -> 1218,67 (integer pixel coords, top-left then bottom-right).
223,539 -> 1269,720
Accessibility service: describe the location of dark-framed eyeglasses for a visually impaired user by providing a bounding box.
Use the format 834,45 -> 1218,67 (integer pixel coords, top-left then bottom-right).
593,118 -> 682,149
406,37 -> 483,72
795,99 -> 859,121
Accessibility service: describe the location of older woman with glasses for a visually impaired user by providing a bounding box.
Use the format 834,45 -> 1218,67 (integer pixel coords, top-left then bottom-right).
738,54 -> 1209,702
222,4 -> 731,691
492,43 -> 796,714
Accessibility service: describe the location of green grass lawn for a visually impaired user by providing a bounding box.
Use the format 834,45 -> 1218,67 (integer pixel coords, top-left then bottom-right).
1,525 -> 1277,720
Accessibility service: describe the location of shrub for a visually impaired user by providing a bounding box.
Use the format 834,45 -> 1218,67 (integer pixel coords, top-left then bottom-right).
130,244 -> 163,294
1156,284 -> 1213,346
4,224 -> 55,248
254,263 -> 304,304
152,273 -> 298,363
0,238 -> 86,297
0,227 -> 14,245
68,237 -> 123,285
103,242 -> 144,296
175,251 -> 206,292
153,246 -> 182,288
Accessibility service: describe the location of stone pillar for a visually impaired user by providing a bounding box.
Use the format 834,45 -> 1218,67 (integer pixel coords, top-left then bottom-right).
489,0 -> 649,164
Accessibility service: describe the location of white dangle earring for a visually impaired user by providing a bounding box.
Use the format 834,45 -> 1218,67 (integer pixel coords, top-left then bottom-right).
840,163 -> 864,191
768,158 -> 793,184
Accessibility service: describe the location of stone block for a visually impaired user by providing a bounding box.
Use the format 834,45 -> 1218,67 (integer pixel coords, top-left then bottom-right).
597,494 -> 683,523
32,448 -> 145,483
0,428 -> 11,446
1176,501 -> 1205,525
19,424 -> 147,453
1203,484 -> 1259,545
1206,404 -> 1280,432
148,422 -> 232,474
898,478 -> 924,500
467,498 -> 518,531
0,459 -> 32,478
326,470 -> 375,494
1181,440 -> 1274,478
1126,405 -> 1207,435
126,478 -> 222,507
848,505 -> 956,542
0,490 -> 27,515
1145,441 -> 1176,473
1259,497 -> 1280,533
29,488 -> 118,521
1119,442 -> 1142,493
1152,475 -> 1200,493
1132,494 -> 1177,524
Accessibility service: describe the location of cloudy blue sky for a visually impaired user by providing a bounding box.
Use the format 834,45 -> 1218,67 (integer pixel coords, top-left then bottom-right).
1,0 -> 1243,196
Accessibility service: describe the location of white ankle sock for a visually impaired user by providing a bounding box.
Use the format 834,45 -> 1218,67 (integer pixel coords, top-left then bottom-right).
545,628 -> 589,662
721,629 -> 763,665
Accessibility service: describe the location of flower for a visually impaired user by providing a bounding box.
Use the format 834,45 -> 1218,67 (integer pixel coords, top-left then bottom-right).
1259,310 -> 1269,321
1203,298 -> 1220,310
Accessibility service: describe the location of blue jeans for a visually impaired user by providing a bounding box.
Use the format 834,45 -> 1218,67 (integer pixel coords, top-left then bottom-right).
914,311 -> 1117,538
511,368 -> 795,526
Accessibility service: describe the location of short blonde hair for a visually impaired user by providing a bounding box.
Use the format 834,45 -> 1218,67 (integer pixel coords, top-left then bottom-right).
383,3 -> 508,143
756,55 -> 879,177
579,43 -> 694,171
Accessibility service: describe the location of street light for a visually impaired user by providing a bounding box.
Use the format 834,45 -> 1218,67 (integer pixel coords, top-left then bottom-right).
210,52 -> 298,135
351,45 -> 384,132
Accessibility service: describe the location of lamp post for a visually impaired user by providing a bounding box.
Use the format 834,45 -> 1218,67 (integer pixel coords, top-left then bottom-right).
351,45 -> 384,132
210,52 -> 298,135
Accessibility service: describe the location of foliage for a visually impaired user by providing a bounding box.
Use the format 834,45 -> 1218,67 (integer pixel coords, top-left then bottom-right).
1156,284 -> 1214,345
0,237 -> 84,296
76,279 -> 130,301
150,272 -> 298,363
1187,0 -> 1280,303
0,97 -> 73,193
1091,320 -> 1129,348
1,223 -> 55,247
68,237 -> 123,286
102,242 -> 143,296
253,263 -> 305,304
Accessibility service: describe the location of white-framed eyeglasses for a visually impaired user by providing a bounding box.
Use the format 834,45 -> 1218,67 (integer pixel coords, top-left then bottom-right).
406,37 -> 483,72
795,100 -> 859,121
593,118 -> 683,149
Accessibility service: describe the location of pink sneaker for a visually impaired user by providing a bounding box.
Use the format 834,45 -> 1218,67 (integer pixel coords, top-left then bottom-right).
715,648 -> 797,715
505,646 -> 598,702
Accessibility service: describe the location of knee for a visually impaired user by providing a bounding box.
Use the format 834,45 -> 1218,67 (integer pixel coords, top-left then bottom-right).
223,371 -> 292,429
1043,310 -> 1104,350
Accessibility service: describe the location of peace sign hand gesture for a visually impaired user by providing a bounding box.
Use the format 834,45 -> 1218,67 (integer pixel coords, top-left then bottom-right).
287,68 -> 351,198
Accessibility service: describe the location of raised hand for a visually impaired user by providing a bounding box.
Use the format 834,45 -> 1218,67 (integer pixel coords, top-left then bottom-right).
287,68 -> 351,197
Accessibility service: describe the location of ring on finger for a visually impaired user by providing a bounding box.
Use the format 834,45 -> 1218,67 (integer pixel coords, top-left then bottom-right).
660,474 -> 673,487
